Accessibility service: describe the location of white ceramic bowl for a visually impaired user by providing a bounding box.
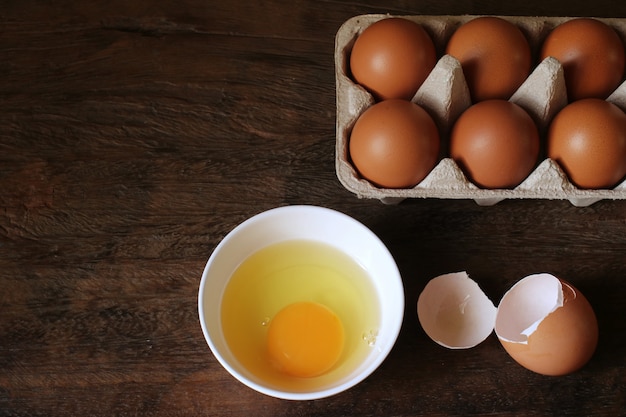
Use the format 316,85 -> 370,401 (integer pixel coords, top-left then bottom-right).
198,205 -> 404,400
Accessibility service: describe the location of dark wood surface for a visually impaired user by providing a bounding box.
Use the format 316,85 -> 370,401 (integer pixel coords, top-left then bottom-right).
2,1 -> 626,415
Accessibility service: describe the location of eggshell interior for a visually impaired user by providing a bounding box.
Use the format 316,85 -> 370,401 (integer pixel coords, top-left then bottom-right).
335,14 -> 626,206
494,273 -> 564,343
417,271 -> 497,349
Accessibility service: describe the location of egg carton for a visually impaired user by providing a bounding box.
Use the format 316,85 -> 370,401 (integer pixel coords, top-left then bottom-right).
335,14 -> 626,206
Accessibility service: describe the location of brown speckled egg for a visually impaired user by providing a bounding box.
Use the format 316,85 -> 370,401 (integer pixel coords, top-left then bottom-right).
547,98 -> 626,189
350,18 -> 437,101
349,99 -> 439,188
541,18 -> 625,101
446,16 -> 532,102
450,100 -> 540,189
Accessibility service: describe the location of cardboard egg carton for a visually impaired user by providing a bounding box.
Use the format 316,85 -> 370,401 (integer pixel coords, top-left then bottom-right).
335,14 -> 626,206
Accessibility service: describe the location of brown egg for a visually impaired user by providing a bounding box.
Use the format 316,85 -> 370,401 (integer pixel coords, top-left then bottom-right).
349,99 -> 439,188
350,18 -> 436,101
449,100 -> 540,189
495,274 -> 598,376
446,16 -> 531,102
541,18 -> 625,101
547,98 -> 626,189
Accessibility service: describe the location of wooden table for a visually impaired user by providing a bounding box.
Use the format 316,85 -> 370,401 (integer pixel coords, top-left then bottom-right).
2,1 -> 625,415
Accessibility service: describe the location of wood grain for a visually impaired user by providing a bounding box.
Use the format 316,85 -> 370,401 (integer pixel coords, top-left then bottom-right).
2,0 -> 626,415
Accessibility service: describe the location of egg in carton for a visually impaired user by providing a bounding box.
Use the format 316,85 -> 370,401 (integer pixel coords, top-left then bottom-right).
335,14 -> 626,206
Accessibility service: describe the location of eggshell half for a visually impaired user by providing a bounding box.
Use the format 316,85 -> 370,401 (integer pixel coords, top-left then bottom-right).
494,273 -> 598,376
417,272 -> 598,375
417,271 -> 497,349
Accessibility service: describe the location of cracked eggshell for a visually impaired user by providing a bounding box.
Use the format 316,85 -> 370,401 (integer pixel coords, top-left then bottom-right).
494,273 -> 599,376
417,272 -> 598,375
417,271 -> 497,349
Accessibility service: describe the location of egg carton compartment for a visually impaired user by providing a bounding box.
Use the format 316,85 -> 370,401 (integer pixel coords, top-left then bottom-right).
335,14 -> 626,206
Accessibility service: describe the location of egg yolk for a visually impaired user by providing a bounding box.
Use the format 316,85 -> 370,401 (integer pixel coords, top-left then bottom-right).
267,301 -> 344,378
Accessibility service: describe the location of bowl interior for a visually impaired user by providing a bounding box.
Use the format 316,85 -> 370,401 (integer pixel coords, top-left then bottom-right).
198,205 -> 404,400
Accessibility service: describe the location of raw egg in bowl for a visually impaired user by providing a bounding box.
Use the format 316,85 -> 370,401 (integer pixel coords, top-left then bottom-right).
198,205 -> 404,400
